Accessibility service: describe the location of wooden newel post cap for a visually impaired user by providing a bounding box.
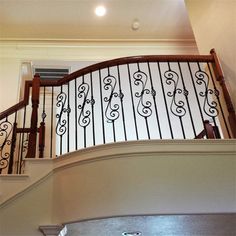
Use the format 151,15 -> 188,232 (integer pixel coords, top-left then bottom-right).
210,48 -> 216,54
34,73 -> 40,78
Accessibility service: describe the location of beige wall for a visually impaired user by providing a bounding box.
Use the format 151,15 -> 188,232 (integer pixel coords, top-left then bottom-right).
0,40 -> 197,112
53,153 -> 236,224
0,58 -> 21,111
0,176 -> 53,236
185,0 -> 236,107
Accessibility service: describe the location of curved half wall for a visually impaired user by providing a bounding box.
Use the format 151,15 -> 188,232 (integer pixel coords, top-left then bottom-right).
52,139 -> 236,223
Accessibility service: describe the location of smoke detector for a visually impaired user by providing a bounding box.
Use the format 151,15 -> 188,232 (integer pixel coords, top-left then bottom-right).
132,19 -> 140,30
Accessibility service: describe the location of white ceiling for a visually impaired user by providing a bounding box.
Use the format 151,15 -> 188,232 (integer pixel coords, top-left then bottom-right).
0,0 -> 194,40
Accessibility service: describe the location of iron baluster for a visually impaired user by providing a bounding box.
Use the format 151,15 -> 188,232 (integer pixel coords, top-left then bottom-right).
178,62 -> 197,137
19,106 -> 27,173
0,117 -> 13,173
8,112 -> 18,174
165,62 -> 187,139
147,62 -> 162,139
39,86 -> 46,158
74,78 -> 78,150
77,75 -> 91,148
127,64 -> 139,140
187,62 -> 208,138
42,86 -> 47,123
90,72 -> 96,146
50,86 -> 54,158
67,82 -> 71,152
99,69 -> 106,144
157,62 -> 174,139
133,63 -> 153,139
20,133 -> 29,172
56,85 -> 70,155
195,63 -> 219,124
103,67 -> 120,142
117,65 -> 127,141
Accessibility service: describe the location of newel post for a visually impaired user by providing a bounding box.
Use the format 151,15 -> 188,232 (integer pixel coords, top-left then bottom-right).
26,74 -> 41,158
210,49 -> 236,138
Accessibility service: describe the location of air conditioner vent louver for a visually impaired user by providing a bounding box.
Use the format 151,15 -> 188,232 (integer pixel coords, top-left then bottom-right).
34,67 -> 69,80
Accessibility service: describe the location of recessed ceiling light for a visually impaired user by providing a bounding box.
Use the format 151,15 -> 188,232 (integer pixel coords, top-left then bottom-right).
95,5 -> 107,17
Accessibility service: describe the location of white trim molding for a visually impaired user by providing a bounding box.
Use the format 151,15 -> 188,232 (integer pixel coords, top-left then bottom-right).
0,39 -> 198,61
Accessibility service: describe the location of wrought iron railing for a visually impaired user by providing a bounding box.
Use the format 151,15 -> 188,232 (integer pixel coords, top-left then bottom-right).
0,49 -> 236,174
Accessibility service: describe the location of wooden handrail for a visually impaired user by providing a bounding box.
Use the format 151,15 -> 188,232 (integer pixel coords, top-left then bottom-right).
40,54 -> 215,87
195,120 -> 216,139
195,129 -> 206,139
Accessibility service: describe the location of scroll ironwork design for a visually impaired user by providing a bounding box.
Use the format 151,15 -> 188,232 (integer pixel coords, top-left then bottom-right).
165,69 -> 187,117
133,70 -> 153,118
56,91 -> 70,137
41,110 -> 47,122
195,70 -> 219,118
0,118 -> 13,171
77,82 -> 92,128
22,133 -> 29,155
17,133 -> 29,174
103,74 -> 120,123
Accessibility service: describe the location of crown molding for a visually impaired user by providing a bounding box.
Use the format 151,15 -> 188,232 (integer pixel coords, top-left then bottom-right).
0,38 -> 196,43
0,38 -> 197,48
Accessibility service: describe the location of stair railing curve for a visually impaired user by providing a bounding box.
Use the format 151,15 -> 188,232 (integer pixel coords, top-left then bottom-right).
0,49 -> 235,174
